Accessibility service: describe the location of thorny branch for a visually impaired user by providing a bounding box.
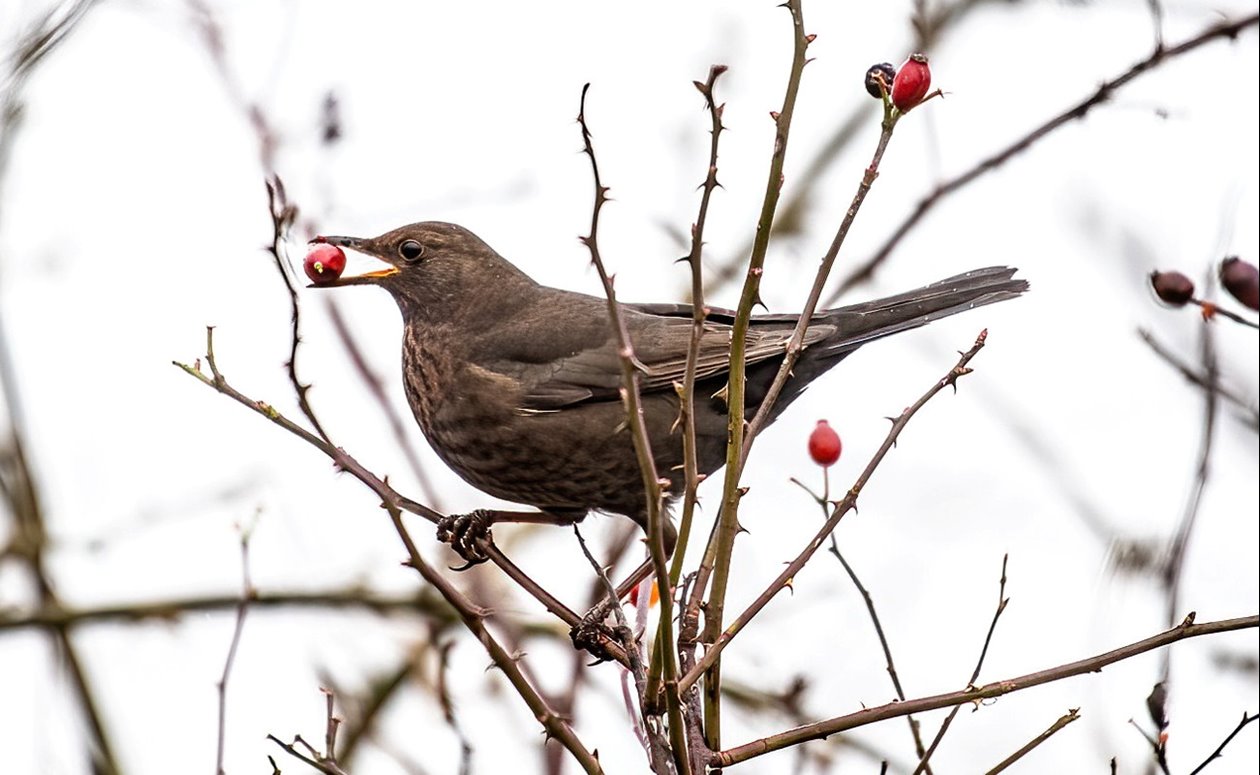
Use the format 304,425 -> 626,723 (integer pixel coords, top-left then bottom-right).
575,84 -> 687,775
714,613 -> 1258,766
692,1 -> 810,752
177,329 -> 604,772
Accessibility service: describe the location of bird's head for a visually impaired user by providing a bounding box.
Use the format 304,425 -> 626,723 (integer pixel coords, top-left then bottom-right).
310,221 -> 535,317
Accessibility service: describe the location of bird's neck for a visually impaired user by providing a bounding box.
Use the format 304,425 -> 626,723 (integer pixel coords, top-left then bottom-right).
396,261 -> 539,326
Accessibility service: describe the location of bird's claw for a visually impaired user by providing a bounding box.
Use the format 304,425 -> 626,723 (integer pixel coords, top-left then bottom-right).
569,612 -> 623,664
436,509 -> 493,569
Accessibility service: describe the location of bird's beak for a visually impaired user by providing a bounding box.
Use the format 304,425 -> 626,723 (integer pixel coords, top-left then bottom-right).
308,235 -> 400,286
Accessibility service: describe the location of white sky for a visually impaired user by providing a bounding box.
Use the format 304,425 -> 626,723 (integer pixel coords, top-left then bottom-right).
1,1 -> 1257,774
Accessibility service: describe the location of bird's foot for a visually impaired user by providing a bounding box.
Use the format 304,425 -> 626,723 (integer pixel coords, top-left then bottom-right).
569,610 -> 626,664
436,509 -> 493,570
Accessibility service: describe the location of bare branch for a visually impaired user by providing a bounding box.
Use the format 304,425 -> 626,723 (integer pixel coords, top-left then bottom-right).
715,614 -> 1258,766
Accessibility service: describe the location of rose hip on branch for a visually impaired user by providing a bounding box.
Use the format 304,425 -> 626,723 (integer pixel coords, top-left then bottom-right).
808,420 -> 842,467
304,243 -> 347,284
891,53 -> 932,112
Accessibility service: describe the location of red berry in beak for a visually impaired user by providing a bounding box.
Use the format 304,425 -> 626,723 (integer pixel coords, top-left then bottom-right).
1219,256 -> 1259,311
1150,270 -> 1195,307
808,420 -> 842,467
304,243 -> 347,284
891,53 -> 932,112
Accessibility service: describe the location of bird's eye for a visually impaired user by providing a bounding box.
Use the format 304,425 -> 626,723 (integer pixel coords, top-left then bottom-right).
398,240 -> 425,262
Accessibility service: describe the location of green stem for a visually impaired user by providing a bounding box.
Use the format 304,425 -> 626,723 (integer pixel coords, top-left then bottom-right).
696,0 -> 809,751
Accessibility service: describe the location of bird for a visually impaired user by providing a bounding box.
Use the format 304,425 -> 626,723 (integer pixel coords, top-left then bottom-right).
312,221 -> 1027,563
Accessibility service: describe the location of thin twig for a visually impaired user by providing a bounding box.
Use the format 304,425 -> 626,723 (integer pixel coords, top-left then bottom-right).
179,330 -> 604,772
263,178 -> 334,443
983,709 -> 1081,774
670,63 -> 727,591
436,642 -> 475,775
0,589 -> 461,632
173,335 -> 599,638
215,520 -> 258,775
1187,712 -> 1260,775
911,555 -> 1011,775
1191,298 -> 1260,329
827,536 -> 931,764
573,525 -> 657,770
0,7 -> 118,774
1138,329 -> 1258,431
267,731 -> 348,775
575,84 -> 688,775
328,651 -> 427,767
1128,717 -> 1171,775
1162,298 -> 1220,677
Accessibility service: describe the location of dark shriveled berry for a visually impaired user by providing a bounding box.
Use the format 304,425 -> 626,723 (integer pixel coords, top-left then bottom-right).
1150,270 -> 1195,306
864,62 -> 897,99
1219,256 -> 1259,311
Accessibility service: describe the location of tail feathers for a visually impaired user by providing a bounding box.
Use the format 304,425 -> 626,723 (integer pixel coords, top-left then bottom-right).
820,266 -> 1027,353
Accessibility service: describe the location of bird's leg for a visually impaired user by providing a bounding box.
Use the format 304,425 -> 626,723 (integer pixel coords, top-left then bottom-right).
570,557 -> 661,663
436,507 -> 586,570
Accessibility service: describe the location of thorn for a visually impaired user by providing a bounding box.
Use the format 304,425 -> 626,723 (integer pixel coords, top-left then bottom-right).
805,33 -> 816,43
769,110 -> 780,121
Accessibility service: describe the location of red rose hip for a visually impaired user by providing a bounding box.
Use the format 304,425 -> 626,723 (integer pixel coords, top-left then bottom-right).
304,243 -> 347,284
808,420 -> 842,467
891,53 -> 932,112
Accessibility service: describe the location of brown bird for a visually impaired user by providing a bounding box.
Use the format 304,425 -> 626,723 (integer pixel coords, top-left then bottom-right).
313,222 -> 1026,562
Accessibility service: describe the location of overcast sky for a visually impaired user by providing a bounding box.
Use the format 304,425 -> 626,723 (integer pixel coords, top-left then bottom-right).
1,1 -> 1257,774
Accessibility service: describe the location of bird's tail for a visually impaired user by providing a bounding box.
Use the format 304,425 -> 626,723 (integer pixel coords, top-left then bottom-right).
819,266 -> 1028,353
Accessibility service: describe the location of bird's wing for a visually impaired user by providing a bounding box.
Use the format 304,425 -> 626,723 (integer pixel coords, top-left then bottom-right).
493,300 -> 833,411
